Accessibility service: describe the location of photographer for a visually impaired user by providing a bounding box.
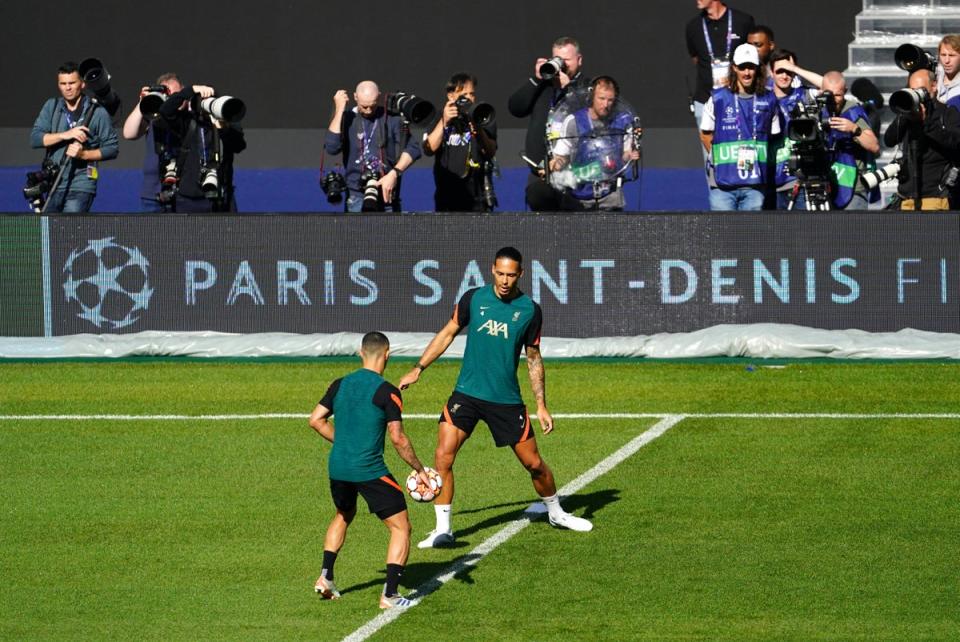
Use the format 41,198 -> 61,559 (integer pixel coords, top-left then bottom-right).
29,61 -> 118,213
122,73 -> 183,212
151,83 -> 246,213
699,44 -> 778,211
423,73 -> 497,212
547,76 -> 641,211
884,69 -> 960,211
508,36 -> 589,211
325,81 -> 421,213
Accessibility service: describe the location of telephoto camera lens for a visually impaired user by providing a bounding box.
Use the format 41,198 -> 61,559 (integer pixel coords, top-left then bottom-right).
201,165 -> 219,198
360,169 -> 382,212
539,56 -> 565,80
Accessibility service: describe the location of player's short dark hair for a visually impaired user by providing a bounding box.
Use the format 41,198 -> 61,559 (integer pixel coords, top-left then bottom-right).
58,61 -> 79,75
770,49 -> 798,66
361,331 -> 390,356
495,246 -> 523,265
446,72 -> 478,95
749,25 -> 775,41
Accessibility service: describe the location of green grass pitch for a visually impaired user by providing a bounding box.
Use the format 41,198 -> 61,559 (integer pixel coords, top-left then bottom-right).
2,359 -> 959,640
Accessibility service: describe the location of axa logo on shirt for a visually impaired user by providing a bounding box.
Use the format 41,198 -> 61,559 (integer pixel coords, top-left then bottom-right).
478,319 -> 509,338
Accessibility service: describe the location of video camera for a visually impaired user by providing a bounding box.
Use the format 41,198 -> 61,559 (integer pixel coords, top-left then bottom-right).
454,96 -> 495,127
787,91 -> 836,146
786,92 -> 838,201
385,91 -> 435,125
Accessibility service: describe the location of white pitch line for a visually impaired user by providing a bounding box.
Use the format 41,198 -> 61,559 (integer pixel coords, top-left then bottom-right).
2,412 -> 960,421
341,414 -> 686,642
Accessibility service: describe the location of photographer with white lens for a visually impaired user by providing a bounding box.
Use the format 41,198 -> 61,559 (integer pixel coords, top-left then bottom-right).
884,69 -> 960,211
324,81 -> 422,213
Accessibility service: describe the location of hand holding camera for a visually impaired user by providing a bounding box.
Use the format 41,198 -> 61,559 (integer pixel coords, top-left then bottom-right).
441,99 -> 460,127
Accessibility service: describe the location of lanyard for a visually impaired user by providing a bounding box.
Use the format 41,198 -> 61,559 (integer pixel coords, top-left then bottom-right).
733,93 -> 759,142
359,117 -> 376,165
702,10 -> 734,61
64,97 -> 86,128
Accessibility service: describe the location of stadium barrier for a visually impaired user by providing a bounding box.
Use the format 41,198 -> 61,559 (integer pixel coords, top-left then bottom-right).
1,213 -> 958,356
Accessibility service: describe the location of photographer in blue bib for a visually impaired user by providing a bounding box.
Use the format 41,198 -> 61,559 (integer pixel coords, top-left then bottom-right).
698,44 -> 778,211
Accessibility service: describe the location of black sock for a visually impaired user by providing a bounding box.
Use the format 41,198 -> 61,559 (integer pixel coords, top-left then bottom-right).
321,550 -> 338,582
384,563 -> 404,597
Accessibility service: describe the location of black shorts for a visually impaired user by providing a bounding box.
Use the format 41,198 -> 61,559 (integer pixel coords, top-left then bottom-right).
330,475 -> 407,520
440,391 -> 533,448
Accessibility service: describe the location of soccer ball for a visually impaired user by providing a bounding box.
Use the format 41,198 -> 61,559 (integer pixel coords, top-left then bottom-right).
406,467 -> 443,502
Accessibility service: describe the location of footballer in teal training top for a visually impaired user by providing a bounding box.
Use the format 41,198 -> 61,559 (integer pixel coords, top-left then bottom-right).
399,247 -> 593,549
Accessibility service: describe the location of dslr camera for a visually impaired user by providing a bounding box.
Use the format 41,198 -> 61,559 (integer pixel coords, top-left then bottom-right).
454,96 -> 496,127
321,171 -> 347,204
359,167 -> 383,211
22,159 -> 59,212
200,162 -> 219,199
139,85 -> 170,120
539,56 -> 566,81
890,86 -> 932,120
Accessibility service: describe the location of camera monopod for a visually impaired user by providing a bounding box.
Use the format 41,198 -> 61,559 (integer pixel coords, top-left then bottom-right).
39,99 -> 98,214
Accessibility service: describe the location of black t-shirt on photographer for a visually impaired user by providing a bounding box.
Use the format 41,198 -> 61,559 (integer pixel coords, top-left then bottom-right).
431,117 -> 497,212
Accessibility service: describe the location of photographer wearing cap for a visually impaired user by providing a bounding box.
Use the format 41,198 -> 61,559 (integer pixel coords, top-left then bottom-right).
325,81 -> 422,213
29,61 -> 119,213
147,82 -> 246,213
122,73 -> 184,212
884,69 -> 960,211
547,76 -> 641,211
699,43 -> 778,211
508,36 -> 590,211
423,73 -> 498,212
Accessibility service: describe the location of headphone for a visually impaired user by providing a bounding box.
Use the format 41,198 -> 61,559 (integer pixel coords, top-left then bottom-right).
589,75 -> 620,97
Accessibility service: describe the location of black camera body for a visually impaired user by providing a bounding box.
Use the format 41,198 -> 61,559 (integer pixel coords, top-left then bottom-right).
139,85 -> 171,120
454,96 -> 496,128
539,56 -> 566,81
22,159 -> 59,211
321,171 -> 347,204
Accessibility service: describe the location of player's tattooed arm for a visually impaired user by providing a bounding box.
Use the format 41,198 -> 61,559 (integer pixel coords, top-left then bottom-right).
526,345 -> 554,434
388,421 -> 429,483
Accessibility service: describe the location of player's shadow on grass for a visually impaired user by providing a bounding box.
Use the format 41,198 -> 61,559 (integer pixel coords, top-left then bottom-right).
453,487 -> 620,540
340,555 -> 483,596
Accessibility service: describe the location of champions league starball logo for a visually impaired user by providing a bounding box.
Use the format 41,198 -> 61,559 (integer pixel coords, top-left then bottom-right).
62,237 -> 154,329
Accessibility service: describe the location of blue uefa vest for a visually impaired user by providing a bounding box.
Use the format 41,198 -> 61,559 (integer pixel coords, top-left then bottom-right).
710,88 -> 776,188
570,108 -> 634,200
823,103 -> 874,208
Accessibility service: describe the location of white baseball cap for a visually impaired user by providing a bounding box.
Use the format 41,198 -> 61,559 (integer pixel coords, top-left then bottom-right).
732,43 -> 760,67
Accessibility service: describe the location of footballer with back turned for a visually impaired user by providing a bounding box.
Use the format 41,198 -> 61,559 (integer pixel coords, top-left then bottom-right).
309,331 -> 430,609
399,247 -> 592,548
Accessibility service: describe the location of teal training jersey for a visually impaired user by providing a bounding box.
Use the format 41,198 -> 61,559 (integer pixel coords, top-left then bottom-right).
453,285 -> 542,404
319,368 -> 403,482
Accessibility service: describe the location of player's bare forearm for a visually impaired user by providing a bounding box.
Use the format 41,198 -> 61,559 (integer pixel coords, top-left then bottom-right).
399,319 -> 460,389
526,347 -> 547,409
388,422 -> 424,472
308,404 -> 335,442
526,346 -> 554,433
